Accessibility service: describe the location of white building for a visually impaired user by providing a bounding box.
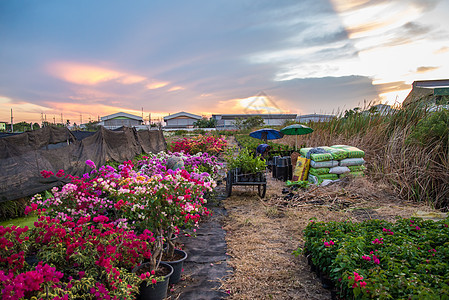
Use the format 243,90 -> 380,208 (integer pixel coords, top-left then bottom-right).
212,113 -> 297,130
296,114 -> 334,123
163,112 -> 202,129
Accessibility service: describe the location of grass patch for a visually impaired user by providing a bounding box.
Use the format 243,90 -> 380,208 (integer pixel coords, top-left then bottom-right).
0,214 -> 37,228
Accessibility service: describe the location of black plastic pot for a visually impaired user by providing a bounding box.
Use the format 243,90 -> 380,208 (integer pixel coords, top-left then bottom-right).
161,249 -> 188,284
132,262 -> 173,300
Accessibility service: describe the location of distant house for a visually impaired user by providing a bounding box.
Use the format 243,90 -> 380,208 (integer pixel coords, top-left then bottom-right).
163,112 -> 202,129
212,113 -> 297,130
403,79 -> 449,106
99,112 -> 143,129
296,114 -> 334,123
0,122 -> 6,131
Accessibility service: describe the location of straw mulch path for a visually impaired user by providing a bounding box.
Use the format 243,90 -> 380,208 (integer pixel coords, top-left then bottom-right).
221,175 -> 435,299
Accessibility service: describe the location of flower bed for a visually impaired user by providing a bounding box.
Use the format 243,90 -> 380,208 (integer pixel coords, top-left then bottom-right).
136,151 -> 224,181
298,217 -> 449,299
1,153 -> 220,299
168,134 -> 227,155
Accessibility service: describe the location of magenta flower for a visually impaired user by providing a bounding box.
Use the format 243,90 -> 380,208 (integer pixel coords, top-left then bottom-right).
56,169 -> 65,177
372,238 -> 383,245
40,170 -> 54,178
85,159 -> 96,169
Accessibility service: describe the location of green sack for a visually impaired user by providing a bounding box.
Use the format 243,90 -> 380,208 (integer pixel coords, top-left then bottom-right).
321,146 -> 348,160
339,158 -> 365,166
310,160 -> 338,168
348,165 -> 366,172
300,147 -> 334,162
331,145 -> 365,158
310,152 -> 333,162
299,147 -> 313,157
309,167 -> 330,176
308,173 -> 338,185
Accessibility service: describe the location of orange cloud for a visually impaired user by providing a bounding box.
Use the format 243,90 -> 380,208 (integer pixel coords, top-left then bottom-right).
168,86 -> 184,92
434,46 -> 449,54
146,81 -> 169,89
213,95 -> 289,115
330,0 -> 370,13
416,66 -> 439,73
48,62 -> 147,86
117,75 -> 147,84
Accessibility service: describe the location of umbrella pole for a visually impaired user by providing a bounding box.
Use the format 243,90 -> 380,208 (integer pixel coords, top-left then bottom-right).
295,135 -> 298,151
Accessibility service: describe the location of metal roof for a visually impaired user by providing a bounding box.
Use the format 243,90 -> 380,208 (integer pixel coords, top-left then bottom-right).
414,79 -> 449,88
100,112 -> 143,121
163,111 -> 202,121
212,114 -> 297,120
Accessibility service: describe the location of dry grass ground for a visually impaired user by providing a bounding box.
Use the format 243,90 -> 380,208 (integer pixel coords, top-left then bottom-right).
221,175 -> 435,300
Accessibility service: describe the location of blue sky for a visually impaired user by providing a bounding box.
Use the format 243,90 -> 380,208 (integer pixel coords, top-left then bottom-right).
1,0 -> 448,124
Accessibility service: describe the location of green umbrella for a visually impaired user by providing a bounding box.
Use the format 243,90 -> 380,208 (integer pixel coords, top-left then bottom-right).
280,124 -> 313,150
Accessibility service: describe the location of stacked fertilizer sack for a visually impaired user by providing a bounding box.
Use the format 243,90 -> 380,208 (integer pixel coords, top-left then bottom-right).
299,145 -> 366,185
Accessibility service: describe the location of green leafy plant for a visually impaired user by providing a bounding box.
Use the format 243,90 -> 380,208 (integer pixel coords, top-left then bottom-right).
300,217 -> 449,299
225,147 -> 266,174
407,108 -> 449,151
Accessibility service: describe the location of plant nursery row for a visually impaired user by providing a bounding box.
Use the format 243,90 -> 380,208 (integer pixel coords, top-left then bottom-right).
298,217 -> 449,299
0,135 -> 227,300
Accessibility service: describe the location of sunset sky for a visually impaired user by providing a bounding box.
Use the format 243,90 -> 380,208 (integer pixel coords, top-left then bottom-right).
1,0 -> 448,124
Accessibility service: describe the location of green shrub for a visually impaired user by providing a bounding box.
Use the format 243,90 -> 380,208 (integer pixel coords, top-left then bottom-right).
0,198 -> 29,221
174,129 -> 189,136
225,147 -> 266,174
407,109 -> 449,151
299,217 -> 449,299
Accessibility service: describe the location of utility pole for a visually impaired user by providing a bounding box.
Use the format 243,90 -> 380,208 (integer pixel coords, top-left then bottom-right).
61,113 -> 63,126
80,114 -> 82,125
10,109 -> 13,132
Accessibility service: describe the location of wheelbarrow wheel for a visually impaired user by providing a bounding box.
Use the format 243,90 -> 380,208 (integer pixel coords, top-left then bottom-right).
258,184 -> 266,198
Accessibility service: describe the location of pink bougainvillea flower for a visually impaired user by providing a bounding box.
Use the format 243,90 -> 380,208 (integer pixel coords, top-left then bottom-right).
56,169 -> 65,177
40,170 -> 54,178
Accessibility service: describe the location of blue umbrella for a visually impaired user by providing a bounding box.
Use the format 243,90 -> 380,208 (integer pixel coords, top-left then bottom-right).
249,128 -> 284,143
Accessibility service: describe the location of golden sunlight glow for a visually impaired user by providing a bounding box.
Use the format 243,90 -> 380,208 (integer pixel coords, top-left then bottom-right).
0,96 -> 53,123
378,89 -> 411,106
238,95 -> 285,114
328,0 -> 449,104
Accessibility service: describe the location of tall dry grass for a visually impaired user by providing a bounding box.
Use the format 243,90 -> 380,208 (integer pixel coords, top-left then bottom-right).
282,103 -> 449,209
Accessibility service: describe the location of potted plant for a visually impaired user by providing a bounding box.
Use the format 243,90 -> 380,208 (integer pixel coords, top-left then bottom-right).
113,166 -> 212,286
225,148 -> 267,182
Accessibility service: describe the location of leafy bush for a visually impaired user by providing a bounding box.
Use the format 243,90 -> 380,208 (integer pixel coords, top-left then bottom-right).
174,129 -> 189,136
225,148 -> 266,174
407,109 -> 449,151
299,217 -> 449,299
